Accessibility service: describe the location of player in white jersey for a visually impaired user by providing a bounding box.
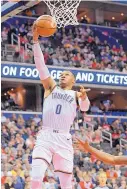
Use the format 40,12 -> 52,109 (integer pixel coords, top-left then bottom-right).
31,23 -> 90,189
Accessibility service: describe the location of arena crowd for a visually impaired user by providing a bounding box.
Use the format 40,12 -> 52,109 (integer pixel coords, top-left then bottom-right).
1,113 -> 127,188
1,20 -> 127,73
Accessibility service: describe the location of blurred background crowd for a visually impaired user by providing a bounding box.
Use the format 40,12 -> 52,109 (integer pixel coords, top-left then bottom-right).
1,21 -> 127,72
1,113 -> 127,189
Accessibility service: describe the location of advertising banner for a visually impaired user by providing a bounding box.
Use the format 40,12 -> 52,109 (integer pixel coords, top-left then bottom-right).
1,63 -> 127,87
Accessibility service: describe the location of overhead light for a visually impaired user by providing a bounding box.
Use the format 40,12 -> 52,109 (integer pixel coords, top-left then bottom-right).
112,17 -> 115,20
112,92 -> 115,94
4,93 -> 7,96
22,89 -> 26,93
101,91 -> 104,94
121,13 -> 124,16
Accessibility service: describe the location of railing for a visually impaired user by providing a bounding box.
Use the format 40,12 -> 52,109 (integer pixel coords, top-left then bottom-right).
83,120 -> 94,131
120,138 -> 127,151
25,42 -> 32,52
84,119 -> 113,148
11,33 -> 20,50
101,130 -> 112,148
11,33 -> 33,63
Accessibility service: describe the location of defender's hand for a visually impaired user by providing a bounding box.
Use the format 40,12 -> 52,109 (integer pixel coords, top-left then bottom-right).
33,22 -> 39,42
74,138 -> 89,152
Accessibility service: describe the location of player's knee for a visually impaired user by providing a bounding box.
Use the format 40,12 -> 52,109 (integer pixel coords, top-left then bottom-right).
31,179 -> 42,189
31,159 -> 47,185
56,172 -> 72,189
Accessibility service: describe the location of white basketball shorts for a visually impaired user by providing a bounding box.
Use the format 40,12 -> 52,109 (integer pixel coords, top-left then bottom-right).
32,128 -> 74,174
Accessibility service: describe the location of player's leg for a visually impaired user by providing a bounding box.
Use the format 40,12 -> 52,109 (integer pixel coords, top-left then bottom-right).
31,159 -> 48,188
53,149 -> 73,189
56,172 -> 73,189
31,145 -> 52,189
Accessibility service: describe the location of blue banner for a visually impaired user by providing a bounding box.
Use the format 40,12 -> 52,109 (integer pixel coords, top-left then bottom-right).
1,63 -> 127,87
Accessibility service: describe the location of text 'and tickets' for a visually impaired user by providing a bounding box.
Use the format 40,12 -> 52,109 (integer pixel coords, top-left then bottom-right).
1,64 -> 127,86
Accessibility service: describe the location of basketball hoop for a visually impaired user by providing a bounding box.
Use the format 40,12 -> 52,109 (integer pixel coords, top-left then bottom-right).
43,0 -> 81,28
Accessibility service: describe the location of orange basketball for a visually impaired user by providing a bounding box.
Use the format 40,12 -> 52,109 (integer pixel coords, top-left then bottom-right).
35,15 -> 57,37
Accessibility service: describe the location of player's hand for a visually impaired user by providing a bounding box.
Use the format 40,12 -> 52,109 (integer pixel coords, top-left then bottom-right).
73,138 -> 89,152
32,22 -> 39,42
78,86 -> 88,100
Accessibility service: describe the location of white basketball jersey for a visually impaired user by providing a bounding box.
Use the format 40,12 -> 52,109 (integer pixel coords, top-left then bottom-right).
42,86 -> 77,132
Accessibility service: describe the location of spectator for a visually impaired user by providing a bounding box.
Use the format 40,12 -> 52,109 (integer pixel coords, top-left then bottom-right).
106,167 -> 118,180
94,171 -> 110,189
78,174 -> 93,189
4,176 -> 14,189
112,130 -> 120,147
1,112 -> 127,188
1,113 -> 7,123
90,102 -> 102,113
33,114 -> 41,125
1,27 -> 8,43
123,144 -> 127,156
115,165 -> 121,178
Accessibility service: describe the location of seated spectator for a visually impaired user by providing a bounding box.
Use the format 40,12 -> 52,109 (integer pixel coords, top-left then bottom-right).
85,126 -> 94,143
106,167 -> 118,180
78,174 -> 93,189
119,180 -> 127,189
103,100 -> 112,111
94,171 -> 110,189
20,34 -> 28,48
123,65 -> 127,73
13,46 -> 21,62
94,160 -> 104,172
1,27 -> 8,43
92,129 -> 102,144
123,144 -> 127,156
19,24 -> 27,36
4,176 -> 14,189
2,19 -> 127,74
112,129 -> 120,147
33,114 -> 41,125
1,111 -> 127,188
1,113 -> 7,123
90,102 -> 103,113
115,165 -> 121,178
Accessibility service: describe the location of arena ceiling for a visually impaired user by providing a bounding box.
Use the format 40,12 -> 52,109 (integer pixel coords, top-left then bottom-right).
1,1 -> 127,23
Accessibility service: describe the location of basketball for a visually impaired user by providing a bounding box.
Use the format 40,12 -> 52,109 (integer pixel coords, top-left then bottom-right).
35,15 -> 57,37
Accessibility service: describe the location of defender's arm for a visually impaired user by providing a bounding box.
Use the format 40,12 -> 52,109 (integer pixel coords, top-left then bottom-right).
76,138 -> 127,165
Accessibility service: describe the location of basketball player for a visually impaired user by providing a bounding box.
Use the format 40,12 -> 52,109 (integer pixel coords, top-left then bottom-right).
75,138 -> 127,165
31,23 -> 90,189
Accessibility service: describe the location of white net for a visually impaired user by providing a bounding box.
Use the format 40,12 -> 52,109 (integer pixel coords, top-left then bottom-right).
43,0 -> 81,28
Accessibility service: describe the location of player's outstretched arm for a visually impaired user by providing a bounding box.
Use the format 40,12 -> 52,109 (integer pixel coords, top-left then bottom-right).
77,86 -> 90,111
33,23 -> 56,90
75,138 -> 127,166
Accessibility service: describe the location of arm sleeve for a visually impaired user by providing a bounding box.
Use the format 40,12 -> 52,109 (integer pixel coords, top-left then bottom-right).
78,96 -> 90,111
33,43 -> 50,80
